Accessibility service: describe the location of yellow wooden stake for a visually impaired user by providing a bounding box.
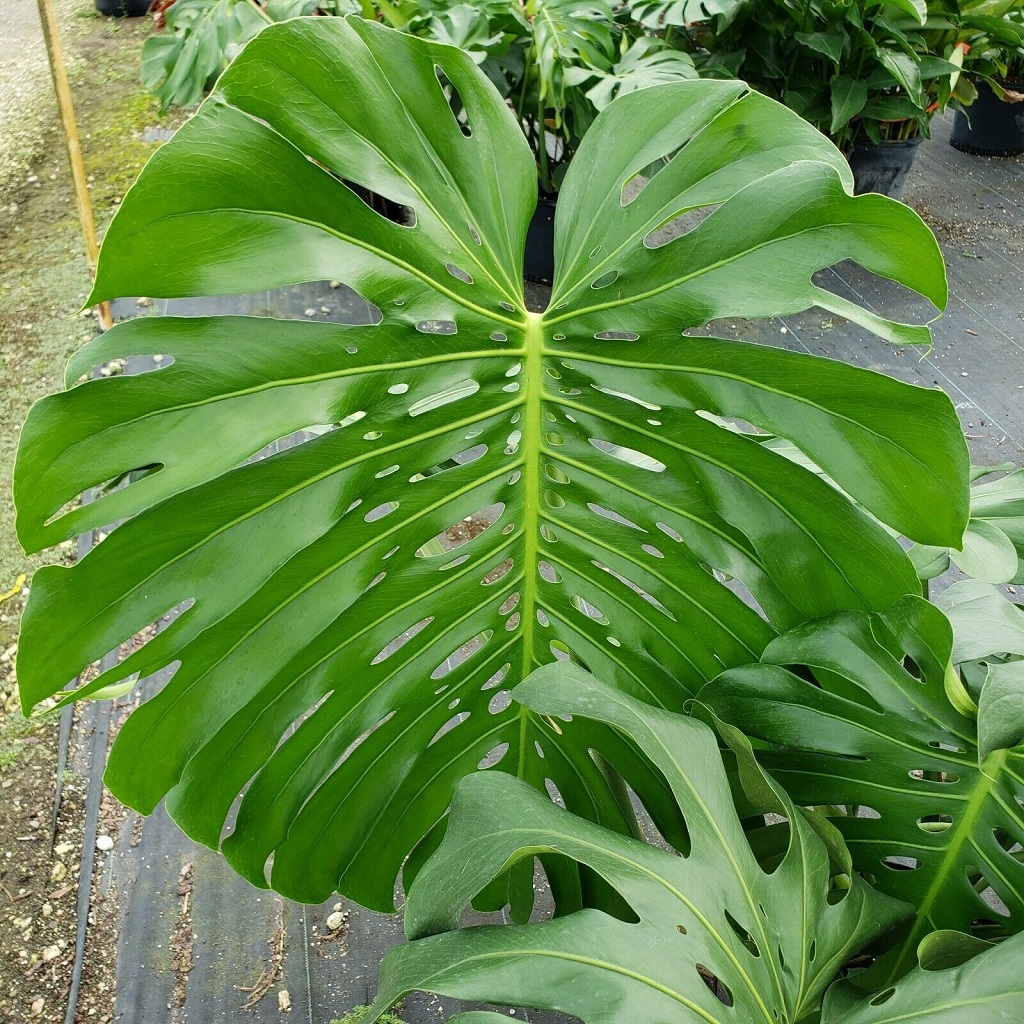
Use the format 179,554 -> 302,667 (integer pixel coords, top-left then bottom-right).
34,0 -> 114,331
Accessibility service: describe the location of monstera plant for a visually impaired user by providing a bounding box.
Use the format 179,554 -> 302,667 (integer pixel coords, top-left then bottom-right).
367,665 -> 1024,1022
13,13 -> 986,1019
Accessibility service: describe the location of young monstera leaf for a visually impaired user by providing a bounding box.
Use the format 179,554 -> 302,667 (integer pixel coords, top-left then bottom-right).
368,664 -> 908,1024
699,596 -> 1024,983
14,17 -> 967,910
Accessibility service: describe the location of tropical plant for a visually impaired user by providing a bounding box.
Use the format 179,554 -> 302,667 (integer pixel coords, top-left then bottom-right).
142,0 -> 698,192
142,0 -> 362,110
366,665 -> 1024,1023
672,0 -> 1023,150
15,15 -> 966,910
13,13 -> 989,1021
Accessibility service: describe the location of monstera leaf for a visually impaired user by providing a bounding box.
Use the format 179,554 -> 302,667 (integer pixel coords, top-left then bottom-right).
15,17 -> 967,909
699,596 -> 1024,983
823,930 -> 1024,1024
368,665 -> 907,1024
908,466 -> 1024,585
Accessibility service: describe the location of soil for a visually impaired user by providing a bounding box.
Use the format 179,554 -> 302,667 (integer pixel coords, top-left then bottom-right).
0,3 -> 184,1021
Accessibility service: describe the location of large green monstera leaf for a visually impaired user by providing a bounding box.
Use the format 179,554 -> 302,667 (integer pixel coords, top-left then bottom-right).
699,596 -> 1024,983
14,17 -> 967,908
369,665 -> 907,1024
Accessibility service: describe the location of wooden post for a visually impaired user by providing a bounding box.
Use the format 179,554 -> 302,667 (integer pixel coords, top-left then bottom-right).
34,0 -> 114,331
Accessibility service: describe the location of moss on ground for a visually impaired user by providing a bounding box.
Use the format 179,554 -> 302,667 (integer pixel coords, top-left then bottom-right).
332,1007 -> 408,1024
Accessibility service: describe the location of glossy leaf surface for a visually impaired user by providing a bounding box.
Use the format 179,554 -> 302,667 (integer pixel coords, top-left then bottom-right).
700,596 -> 1024,982
14,18 -> 967,907
370,665 -> 906,1024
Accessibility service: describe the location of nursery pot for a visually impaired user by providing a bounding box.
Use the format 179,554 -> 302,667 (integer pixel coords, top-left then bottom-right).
846,137 -> 923,199
94,0 -> 151,16
950,78 -> 1024,157
524,195 -> 557,285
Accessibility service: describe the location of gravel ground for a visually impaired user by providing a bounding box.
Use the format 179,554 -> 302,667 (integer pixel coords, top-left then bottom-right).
0,0 -> 82,200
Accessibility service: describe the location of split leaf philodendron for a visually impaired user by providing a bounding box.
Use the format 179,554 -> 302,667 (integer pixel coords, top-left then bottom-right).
16,15 -> 967,921
368,666 -> 1024,1023
698,596 -> 1024,983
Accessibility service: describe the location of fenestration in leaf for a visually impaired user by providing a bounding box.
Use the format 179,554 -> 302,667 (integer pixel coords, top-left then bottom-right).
369,664 -> 907,1024
823,929 -> 1024,1024
699,596 -> 1024,982
14,17 -> 967,908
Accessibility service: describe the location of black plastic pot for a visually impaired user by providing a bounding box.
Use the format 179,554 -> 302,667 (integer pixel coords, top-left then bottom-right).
950,79 -> 1024,157
524,196 -> 557,285
95,0 -> 151,16
846,137 -> 923,198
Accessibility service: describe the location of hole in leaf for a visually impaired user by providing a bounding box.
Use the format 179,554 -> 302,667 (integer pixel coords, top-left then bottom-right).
499,592 -> 521,615
589,438 -> 666,472
657,521 -> 683,543
591,270 -> 618,289
434,65 -> 472,136
469,222 -> 482,245
364,501 -> 399,522
483,559 -> 514,585
724,910 -> 760,957
917,814 -> 953,833
429,711 -> 471,747
375,465 -> 399,479
545,778 -> 566,807
490,332 -> 507,342
446,262 -> 473,284
696,965 -> 732,1007
870,989 -> 896,1007
908,770 -> 960,784
644,204 -> 721,248
478,742 -> 509,769
537,609 -> 549,627
588,503 -> 645,533
594,331 -> 639,341
642,544 -> 664,559
591,385 -> 661,411
505,611 -> 521,631
676,925 -> 687,935
570,595 -> 609,626
388,383 -> 409,395
409,380 -> 479,417
489,690 -> 513,715
881,856 -> 921,871
431,630 -> 493,679
416,503 -> 505,557
482,664 -> 510,690
539,561 -> 561,583
372,618 -> 433,666
415,320 -> 458,335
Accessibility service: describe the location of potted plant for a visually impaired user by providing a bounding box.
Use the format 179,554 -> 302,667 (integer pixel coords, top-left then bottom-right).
949,6 -> 1024,154
674,0 -> 976,197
